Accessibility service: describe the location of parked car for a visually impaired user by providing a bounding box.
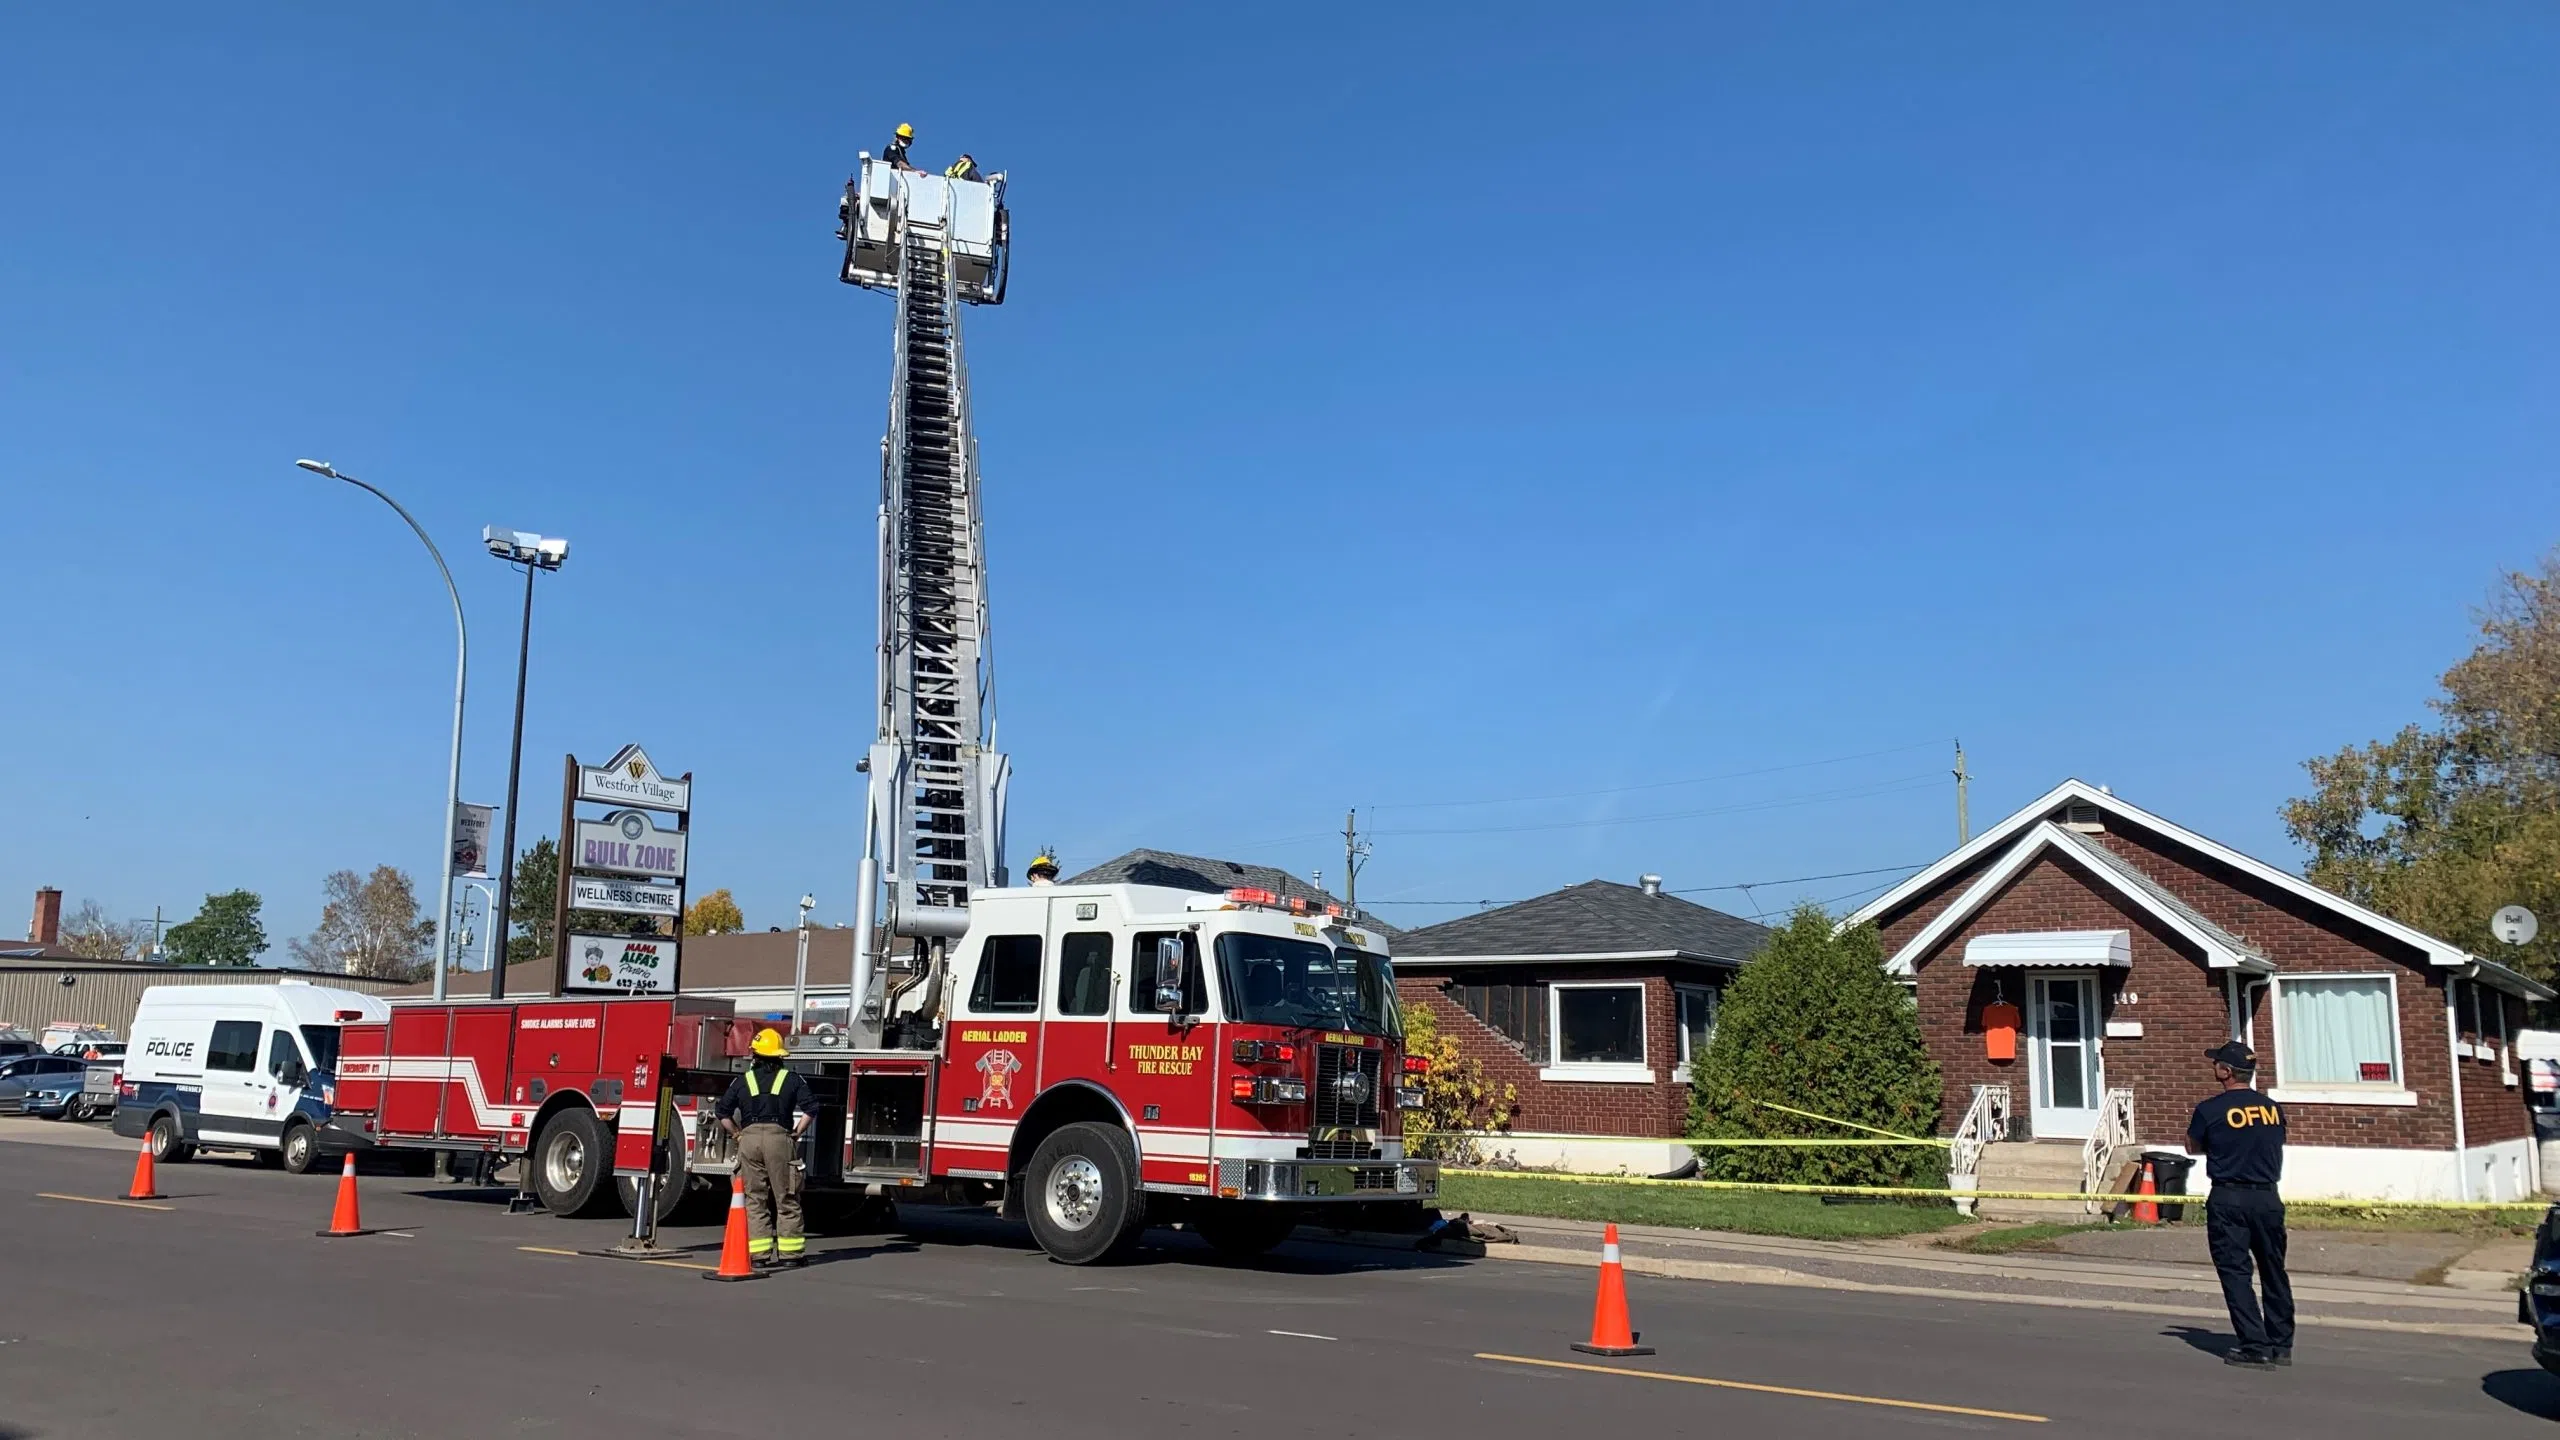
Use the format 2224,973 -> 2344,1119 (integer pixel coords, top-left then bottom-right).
2523,1203 -> 2560,1374
0,1054 -> 94,1118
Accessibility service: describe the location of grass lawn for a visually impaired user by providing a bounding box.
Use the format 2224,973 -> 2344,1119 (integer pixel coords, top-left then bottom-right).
1438,1172 -> 1969,1241
1937,1208 -> 2544,1254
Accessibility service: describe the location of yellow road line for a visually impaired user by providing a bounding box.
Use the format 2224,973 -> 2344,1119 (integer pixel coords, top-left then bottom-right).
1474,1353 -> 2049,1424
518,1244 -> 717,1272
38,1192 -> 174,1212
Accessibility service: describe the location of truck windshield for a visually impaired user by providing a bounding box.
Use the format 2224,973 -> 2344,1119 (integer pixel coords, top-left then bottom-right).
299,1025 -> 342,1071
1216,934 -> 1402,1038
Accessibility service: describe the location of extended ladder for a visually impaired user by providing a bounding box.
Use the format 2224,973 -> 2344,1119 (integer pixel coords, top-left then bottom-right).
836,159 -> 1012,1041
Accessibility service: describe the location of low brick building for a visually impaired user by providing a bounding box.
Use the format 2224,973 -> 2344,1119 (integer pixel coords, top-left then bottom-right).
1847,779 -> 2551,1202
1393,878 -> 1769,1173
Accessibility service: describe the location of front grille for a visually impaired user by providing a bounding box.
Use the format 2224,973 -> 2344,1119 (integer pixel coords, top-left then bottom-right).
1309,1042 -> 1382,1160
1350,1166 -> 1398,1192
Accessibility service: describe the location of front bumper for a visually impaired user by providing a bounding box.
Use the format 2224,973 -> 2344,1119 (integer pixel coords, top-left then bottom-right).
0,1094 -> 75,1117
1215,1157 -> 1438,1202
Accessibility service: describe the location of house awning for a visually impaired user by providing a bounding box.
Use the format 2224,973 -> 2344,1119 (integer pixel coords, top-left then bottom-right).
1963,930 -> 2131,968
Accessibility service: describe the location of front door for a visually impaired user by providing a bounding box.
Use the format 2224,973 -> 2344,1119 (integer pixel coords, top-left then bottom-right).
2027,974 -> 2102,1139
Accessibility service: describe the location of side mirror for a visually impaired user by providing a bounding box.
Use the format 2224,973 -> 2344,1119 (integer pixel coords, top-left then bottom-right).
1153,935 -> 1187,1014
279,1061 -> 307,1088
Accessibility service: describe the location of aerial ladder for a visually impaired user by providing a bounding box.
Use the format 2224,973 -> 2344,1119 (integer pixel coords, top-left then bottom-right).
834,155 -> 1013,1049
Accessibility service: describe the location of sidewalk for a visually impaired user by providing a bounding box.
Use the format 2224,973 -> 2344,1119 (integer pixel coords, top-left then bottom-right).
1458,1210 -> 2530,1342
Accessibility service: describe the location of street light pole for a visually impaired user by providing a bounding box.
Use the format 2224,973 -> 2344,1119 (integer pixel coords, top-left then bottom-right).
460,880 -> 497,971
482,528 -> 569,1000
295,460 -> 466,1003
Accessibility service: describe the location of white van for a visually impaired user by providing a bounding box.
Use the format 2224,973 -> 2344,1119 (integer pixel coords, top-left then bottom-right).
112,983 -> 389,1174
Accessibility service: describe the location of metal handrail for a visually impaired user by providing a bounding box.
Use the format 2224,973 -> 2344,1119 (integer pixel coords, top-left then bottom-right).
2082,1088 -> 2137,1216
1948,1084 -> 2010,1216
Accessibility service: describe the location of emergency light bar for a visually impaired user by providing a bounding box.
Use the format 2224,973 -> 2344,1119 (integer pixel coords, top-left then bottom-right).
1223,887 -> 1347,919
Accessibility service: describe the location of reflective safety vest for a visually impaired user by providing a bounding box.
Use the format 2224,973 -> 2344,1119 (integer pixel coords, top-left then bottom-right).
744,1063 -> 783,1098
945,159 -> 978,180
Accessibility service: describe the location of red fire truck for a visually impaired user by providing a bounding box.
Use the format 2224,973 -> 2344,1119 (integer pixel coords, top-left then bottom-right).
332,881 -> 1437,1263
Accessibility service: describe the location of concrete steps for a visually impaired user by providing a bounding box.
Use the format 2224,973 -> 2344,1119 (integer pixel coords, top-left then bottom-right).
1974,1140 -> 2092,1221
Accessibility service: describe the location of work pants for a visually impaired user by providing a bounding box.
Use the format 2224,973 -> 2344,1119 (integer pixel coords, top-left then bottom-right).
2206,1187 -> 2294,1354
736,1123 -> 804,1258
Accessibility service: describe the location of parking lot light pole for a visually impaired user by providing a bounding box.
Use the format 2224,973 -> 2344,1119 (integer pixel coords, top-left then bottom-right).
295,460 -> 466,1003
483,528 -> 570,1001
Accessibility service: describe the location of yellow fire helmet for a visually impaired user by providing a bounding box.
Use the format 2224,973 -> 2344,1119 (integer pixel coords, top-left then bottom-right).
896,122 -> 914,138
752,1027 -> 788,1058
1028,853 -> 1060,875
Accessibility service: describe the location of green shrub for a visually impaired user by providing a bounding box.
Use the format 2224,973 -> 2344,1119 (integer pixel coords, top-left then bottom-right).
1688,905 -> 1942,1186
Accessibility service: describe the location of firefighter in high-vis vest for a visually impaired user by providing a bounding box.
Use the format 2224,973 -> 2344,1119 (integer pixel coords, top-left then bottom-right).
944,153 -> 980,181
716,1029 -> 815,1267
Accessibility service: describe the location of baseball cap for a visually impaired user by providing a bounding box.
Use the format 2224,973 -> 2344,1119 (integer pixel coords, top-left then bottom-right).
2204,1040 -> 2256,1072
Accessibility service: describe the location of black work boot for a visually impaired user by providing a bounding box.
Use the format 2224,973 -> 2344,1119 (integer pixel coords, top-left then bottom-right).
2224,1349 -> 2273,1369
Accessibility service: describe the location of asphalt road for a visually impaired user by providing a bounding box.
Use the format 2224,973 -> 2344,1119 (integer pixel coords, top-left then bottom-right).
4,1139 -> 2557,1440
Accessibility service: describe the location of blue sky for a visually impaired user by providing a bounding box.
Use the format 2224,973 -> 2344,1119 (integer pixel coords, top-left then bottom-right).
5,5 -> 2555,957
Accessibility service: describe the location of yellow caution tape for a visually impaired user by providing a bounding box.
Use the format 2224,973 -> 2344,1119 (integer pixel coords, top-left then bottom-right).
1440,1167 -> 2550,1211
1410,1131 -> 1946,1148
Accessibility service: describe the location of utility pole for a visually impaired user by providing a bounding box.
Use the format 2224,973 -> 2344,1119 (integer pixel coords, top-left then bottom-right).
1342,809 -> 1371,911
1953,740 -> 1971,845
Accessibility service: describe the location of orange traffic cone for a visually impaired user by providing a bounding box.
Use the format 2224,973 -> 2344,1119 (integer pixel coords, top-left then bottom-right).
703,1174 -> 763,1283
2133,1158 -> 2160,1226
316,1153 -> 377,1237
1571,1223 -> 1654,1356
125,1136 -> 161,1201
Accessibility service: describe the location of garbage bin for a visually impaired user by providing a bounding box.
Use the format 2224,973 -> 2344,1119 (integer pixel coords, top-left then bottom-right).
2144,1150 -> 2196,1223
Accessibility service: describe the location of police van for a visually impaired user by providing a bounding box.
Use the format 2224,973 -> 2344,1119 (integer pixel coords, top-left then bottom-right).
113,983 -> 389,1174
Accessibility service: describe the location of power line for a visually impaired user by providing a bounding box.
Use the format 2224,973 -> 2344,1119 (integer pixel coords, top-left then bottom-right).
1361,862 -> 1930,908
1364,739 -> 1944,812
1369,773 -> 1943,838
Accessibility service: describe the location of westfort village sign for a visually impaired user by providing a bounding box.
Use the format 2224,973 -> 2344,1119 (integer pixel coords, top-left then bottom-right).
528,744 -> 693,998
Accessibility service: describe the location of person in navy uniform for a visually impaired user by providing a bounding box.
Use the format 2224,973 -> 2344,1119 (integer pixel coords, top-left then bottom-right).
2188,1040 -> 2294,1368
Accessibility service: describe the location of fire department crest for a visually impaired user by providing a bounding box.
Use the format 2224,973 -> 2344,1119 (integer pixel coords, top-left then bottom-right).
975,1048 -> 1022,1109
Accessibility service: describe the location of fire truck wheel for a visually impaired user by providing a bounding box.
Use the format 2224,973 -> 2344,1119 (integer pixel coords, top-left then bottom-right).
1024,1122 -> 1145,1265
1194,1204 -> 1298,1259
148,1110 -> 194,1164
613,1137 -> 690,1226
531,1107 -> 616,1218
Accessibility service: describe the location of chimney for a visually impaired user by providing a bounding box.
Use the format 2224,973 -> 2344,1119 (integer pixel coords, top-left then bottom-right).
1638,874 -> 1663,897
30,887 -> 62,947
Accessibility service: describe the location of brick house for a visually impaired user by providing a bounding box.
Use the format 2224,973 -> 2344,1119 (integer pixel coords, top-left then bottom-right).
1846,779 -> 2551,1202
1393,877 -> 1770,1174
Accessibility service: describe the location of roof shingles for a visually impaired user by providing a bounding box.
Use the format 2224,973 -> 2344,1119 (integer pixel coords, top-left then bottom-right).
1393,881 -> 1768,964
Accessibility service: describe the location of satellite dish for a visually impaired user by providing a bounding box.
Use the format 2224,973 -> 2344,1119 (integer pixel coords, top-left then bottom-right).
2492,905 -> 2539,947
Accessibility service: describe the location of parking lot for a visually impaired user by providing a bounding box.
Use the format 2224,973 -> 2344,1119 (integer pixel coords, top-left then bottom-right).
5,1130 -> 2560,1440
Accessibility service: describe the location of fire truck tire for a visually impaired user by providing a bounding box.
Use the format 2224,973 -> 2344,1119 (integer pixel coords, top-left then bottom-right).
279,1120 -> 320,1174
531,1107 -> 616,1218
1193,1204 -> 1298,1259
1024,1122 -> 1146,1265
148,1110 -> 194,1164
612,1136 -> 691,1226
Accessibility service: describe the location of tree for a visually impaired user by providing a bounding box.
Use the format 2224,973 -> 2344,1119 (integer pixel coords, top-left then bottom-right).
684,889 -> 745,936
505,837 -> 648,965
1397,999 -> 1518,1164
1688,905 -> 1942,1186
57,900 -> 143,961
162,890 -> 268,968
2283,549 -> 2560,982
289,866 -> 434,980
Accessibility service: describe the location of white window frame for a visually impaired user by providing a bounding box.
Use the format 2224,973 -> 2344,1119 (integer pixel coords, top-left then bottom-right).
1672,984 -> 1717,1083
1542,981 -> 1654,1083
2266,971 -> 2417,1106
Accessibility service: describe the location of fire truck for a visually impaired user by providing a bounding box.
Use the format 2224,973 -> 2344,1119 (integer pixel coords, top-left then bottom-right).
332,881 -> 1436,1263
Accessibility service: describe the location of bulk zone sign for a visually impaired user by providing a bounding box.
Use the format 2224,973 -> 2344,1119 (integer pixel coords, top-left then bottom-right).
573,809 -> 687,879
